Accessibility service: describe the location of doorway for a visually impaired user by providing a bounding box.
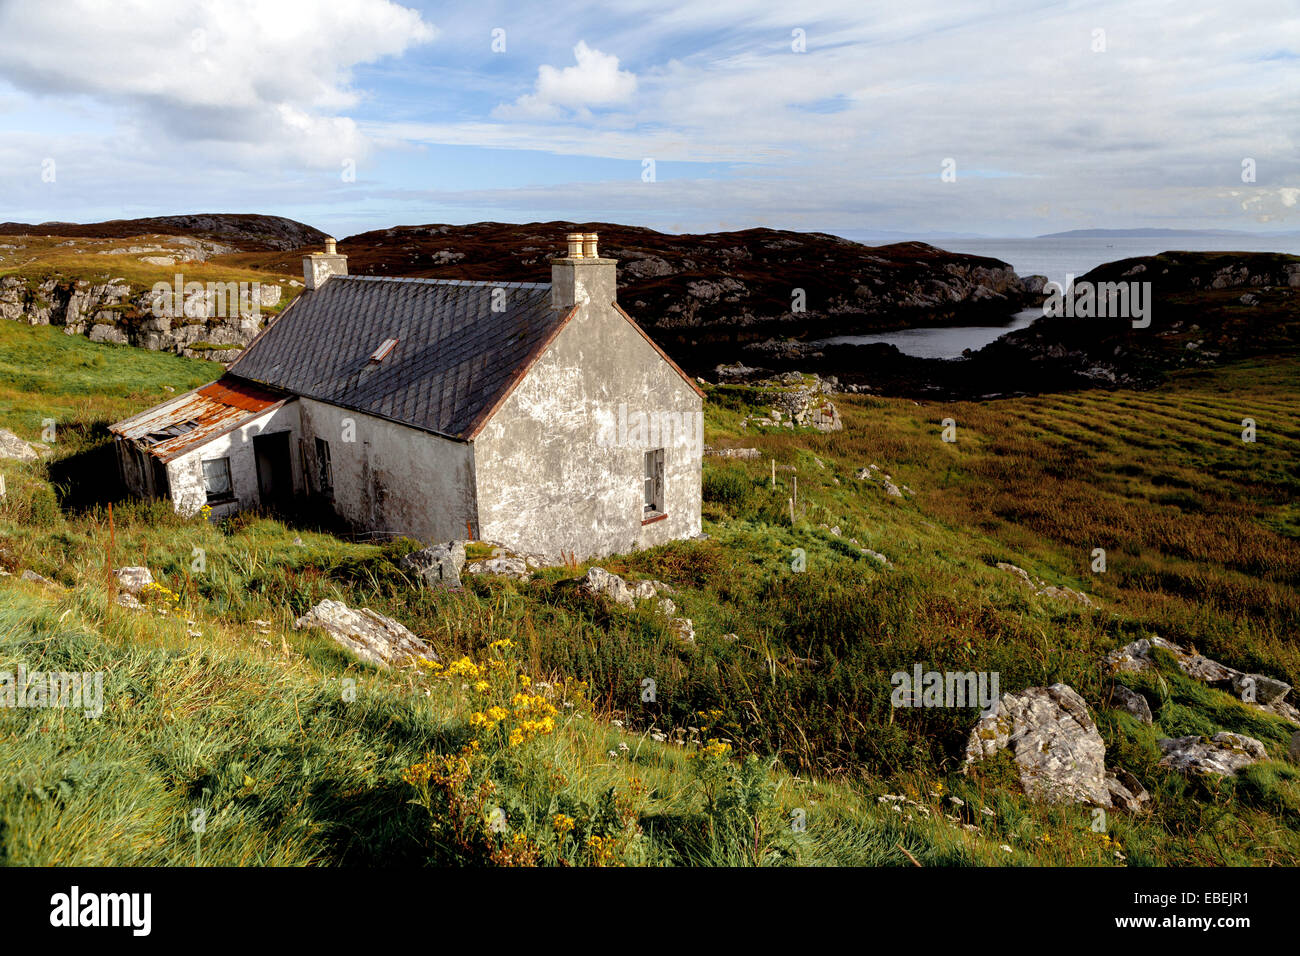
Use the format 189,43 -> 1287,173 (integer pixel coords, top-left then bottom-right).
253,431 -> 292,508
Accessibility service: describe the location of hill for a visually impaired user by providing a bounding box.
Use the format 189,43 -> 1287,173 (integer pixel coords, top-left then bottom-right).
0,214 -> 326,252
741,250 -> 1300,399
238,221 -> 1045,372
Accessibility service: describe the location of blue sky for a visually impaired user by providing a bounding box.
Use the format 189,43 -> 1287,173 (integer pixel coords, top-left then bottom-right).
0,0 -> 1296,238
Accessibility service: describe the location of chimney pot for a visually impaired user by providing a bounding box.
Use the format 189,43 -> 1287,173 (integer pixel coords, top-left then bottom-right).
582,232 -> 599,258
565,232 -> 585,258
324,237 -> 337,255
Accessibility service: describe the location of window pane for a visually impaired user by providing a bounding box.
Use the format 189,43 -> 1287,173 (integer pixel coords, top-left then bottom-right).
202,458 -> 231,497
644,448 -> 665,513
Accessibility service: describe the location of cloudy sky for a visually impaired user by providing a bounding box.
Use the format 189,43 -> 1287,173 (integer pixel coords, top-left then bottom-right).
0,0 -> 1296,238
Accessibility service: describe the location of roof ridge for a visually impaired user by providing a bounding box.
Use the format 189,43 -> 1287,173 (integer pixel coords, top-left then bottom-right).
336,274 -> 550,290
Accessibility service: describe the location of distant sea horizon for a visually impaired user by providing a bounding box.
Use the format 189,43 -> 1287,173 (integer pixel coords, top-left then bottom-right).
814,234 -> 1300,360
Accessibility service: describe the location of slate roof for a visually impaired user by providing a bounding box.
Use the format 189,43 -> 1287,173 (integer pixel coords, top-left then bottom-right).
227,276 -> 570,441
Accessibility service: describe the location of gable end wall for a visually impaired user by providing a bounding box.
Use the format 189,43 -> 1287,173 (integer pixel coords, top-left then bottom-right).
472,301 -> 703,560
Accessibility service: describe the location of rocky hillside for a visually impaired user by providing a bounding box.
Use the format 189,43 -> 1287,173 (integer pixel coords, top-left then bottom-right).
246,221 -> 1046,370
732,250 -> 1300,399
978,250 -> 1300,386
0,214 -> 325,252
0,233 -> 298,363
0,217 -> 1046,376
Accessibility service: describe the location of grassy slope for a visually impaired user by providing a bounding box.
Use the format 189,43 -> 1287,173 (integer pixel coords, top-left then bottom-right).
1,322 -> 1298,866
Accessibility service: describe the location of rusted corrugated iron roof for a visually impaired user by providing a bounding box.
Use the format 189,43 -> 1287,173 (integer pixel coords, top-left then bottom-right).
109,377 -> 287,462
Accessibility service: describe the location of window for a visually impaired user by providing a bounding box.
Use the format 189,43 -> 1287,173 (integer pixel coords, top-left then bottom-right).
314,437 -> 333,496
369,337 -> 398,363
643,448 -> 665,515
202,457 -> 233,502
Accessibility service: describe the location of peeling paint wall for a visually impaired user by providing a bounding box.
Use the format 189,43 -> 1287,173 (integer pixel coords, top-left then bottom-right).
297,398 -> 478,541
165,403 -> 302,517
473,300 -> 703,561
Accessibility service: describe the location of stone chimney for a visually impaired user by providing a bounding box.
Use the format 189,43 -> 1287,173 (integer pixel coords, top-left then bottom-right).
304,237 -> 348,290
551,230 -> 616,313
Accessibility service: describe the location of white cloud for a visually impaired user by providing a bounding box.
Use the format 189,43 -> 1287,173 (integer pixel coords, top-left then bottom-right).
0,0 -> 435,166
497,41 -> 637,119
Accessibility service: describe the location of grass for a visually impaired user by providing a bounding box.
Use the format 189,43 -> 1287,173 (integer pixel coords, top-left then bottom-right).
1,321 -> 1298,866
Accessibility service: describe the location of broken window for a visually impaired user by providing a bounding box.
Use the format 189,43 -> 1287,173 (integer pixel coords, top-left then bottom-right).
202,457 -> 233,502
314,437 -> 333,497
644,448 -> 665,515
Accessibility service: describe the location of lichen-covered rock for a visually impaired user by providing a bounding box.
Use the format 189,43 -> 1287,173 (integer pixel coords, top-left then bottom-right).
1110,683 -> 1153,724
1105,636 -> 1296,725
669,617 -> 696,644
115,592 -> 145,611
966,683 -> 1111,806
0,428 -> 39,461
112,566 -> 154,594
400,541 -> 465,589
464,555 -> 530,580
293,599 -> 435,669
576,567 -> 634,608
629,578 -> 672,602
997,562 -> 1095,606
1230,673 -> 1292,706
1157,733 -> 1268,777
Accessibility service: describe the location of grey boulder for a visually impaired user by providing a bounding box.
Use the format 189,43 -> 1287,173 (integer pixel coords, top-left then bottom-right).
113,566 -> 154,594
1157,732 -> 1268,777
966,683 -> 1111,806
293,599 -> 435,669
1110,683 -> 1153,724
400,541 -> 465,589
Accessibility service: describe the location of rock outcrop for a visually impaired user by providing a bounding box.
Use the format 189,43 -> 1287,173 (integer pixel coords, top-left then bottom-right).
0,273 -> 279,364
460,542 -> 546,581
1104,636 -> 1299,726
0,428 -> 40,461
293,599 -> 435,668
995,562 -> 1096,607
1157,733 -> 1268,777
966,683 -> 1114,807
400,541 -> 465,589
1109,683 -> 1153,724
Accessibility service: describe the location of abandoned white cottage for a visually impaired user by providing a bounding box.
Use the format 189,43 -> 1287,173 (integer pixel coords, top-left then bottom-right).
109,232 -> 704,561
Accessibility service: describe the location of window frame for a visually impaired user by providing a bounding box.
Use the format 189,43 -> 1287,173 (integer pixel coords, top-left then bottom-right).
643,447 -> 666,520
201,456 -> 234,503
314,437 -> 333,497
